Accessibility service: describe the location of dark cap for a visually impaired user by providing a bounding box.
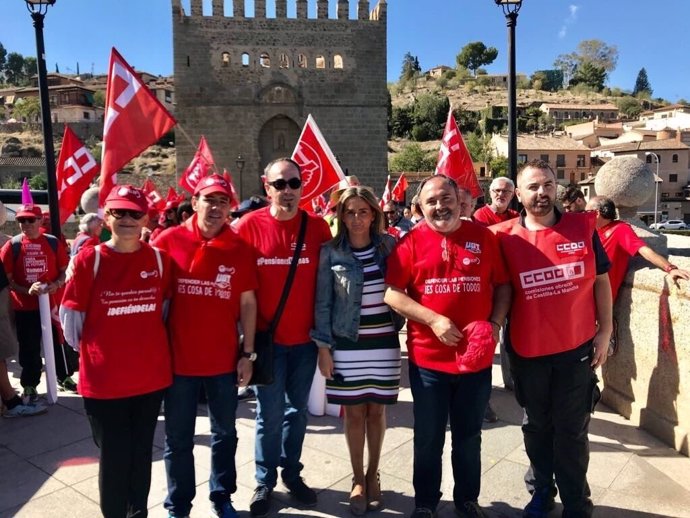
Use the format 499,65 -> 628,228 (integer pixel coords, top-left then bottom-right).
231,196 -> 268,218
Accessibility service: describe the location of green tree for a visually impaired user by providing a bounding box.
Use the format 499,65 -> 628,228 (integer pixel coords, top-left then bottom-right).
617,96 -> 642,119
456,42 -> 498,77
555,39 -> 618,86
489,156 -> 508,178
29,173 -> 48,190
389,143 -> 437,172
632,67 -> 652,97
0,42 -> 7,77
13,96 -> 41,122
400,51 -> 421,82
5,52 -> 25,85
411,93 -> 449,141
531,69 -> 564,91
93,89 -> 106,108
23,56 -> 37,83
571,62 -> 606,91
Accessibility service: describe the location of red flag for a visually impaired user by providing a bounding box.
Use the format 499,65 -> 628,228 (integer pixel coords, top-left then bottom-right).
221,169 -> 240,210
379,175 -> 392,208
100,47 -> 176,207
435,108 -> 482,198
142,179 -> 165,211
311,194 -> 327,214
391,173 -> 409,203
179,136 -> 215,194
56,126 -> 100,224
291,114 -> 345,209
165,187 -> 180,205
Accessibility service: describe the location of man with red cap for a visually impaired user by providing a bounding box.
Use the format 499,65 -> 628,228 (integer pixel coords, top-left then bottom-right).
153,174 -> 258,518
1,203 -> 70,402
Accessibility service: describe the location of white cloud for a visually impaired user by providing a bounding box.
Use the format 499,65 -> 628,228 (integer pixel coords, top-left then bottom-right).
559,26 -> 567,39
558,4 -> 580,39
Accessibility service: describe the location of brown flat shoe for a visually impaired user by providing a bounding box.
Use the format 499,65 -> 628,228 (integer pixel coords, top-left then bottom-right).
366,471 -> 383,511
350,479 -> 367,516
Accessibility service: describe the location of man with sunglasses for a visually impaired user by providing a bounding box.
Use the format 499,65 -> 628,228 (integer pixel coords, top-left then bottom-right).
1,204 -> 69,403
382,201 -> 413,239
152,175 -> 258,518
237,157 -> 331,517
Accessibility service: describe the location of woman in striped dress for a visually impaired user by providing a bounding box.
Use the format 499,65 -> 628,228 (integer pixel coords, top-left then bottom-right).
311,186 -> 401,515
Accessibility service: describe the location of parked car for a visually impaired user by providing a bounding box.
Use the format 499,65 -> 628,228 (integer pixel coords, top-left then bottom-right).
649,220 -> 688,230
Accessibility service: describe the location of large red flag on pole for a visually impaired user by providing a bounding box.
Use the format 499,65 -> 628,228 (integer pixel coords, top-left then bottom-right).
179,136 -> 215,194
435,108 -> 482,198
291,114 -> 345,209
391,173 -> 409,203
379,175 -> 392,208
100,47 -> 177,207
56,126 -> 100,224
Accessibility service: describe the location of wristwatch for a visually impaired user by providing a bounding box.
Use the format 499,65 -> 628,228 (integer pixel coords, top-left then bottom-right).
241,351 -> 257,362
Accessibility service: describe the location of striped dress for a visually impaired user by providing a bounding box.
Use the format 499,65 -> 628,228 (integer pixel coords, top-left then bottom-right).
326,244 -> 401,405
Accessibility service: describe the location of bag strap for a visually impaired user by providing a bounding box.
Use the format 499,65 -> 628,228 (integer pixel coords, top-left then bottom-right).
267,211 -> 308,335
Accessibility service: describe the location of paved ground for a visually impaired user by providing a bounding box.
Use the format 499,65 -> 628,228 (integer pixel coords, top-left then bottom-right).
2,341 -> 690,518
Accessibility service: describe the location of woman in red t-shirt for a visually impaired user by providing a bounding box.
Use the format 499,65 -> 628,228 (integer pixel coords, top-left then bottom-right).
60,185 -> 172,518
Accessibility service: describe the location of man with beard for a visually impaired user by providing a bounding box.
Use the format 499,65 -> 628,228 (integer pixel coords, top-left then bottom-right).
237,158 -> 331,517
558,186 -> 587,213
473,177 -> 519,226
491,160 -> 612,518
384,175 -> 510,518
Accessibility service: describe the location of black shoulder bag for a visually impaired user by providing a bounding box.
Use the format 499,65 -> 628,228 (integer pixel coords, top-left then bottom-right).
250,212 -> 308,386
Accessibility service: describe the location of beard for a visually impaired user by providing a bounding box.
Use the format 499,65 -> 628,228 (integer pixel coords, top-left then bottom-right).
524,196 -> 554,216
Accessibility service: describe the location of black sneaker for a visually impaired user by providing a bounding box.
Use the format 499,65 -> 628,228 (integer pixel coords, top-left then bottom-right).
523,486 -> 557,518
456,501 -> 487,517
410,508 -> 435,518
249,485 -> 272,517
484,403 -> 498,423
283,477 -> 317,507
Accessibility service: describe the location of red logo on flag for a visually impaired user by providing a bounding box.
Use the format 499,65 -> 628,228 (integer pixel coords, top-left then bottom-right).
57,126 -> 100,224
142,179 -> 165,211
435,108 -> 482,198
99,47 -> 176,208
179,136 -> 215,194
291,114 -> 345,209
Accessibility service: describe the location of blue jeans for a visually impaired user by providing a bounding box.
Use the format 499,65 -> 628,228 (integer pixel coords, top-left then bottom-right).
164,373 -> 239,516
409,363 -> 491,511
254,342 -> 317,489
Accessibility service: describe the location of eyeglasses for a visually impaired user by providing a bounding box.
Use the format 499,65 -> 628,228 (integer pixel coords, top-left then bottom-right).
17,217 -> 37,224
107,209 -> 146,220
491,189 -> 514,195
267,177 -> 302,191
383,210 -> 397,215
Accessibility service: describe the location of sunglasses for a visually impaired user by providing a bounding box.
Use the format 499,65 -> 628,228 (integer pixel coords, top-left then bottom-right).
17,217 -> 37,224
267,177 -> 302,191
107,209 -> 146,220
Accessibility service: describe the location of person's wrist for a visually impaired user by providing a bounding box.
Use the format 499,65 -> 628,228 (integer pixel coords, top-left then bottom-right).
663,264 -> 678,273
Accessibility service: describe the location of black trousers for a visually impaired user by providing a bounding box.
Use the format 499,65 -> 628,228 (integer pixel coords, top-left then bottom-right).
84,390 -> 165,518
15,309 -> 75,387
510,341 -> 598,518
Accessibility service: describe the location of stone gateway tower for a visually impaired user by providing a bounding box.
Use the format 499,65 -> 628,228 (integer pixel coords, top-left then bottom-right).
171,0 -> 388,198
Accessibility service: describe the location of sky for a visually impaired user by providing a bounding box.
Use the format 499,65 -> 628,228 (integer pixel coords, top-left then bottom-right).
2,0 -> 689,102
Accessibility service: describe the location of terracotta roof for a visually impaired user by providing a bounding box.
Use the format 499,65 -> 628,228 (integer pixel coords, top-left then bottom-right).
595,139 -> 690,152
540,103 -> 618,110
495,134 -> 589,151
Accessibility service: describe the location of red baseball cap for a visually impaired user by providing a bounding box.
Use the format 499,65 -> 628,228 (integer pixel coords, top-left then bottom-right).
105,185 -> 149,212
194,174 -> 232,197
16,204 -> 43,219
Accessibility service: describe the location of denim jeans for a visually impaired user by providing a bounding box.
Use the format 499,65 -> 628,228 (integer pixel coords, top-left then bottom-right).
254,342 -> 317,489
164,373 -> 239,516
409,363 -> 491,511
84,390 -> 164,518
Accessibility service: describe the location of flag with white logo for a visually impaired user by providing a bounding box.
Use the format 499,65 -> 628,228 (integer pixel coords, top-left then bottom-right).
57,126 -> 100,224
142,179 -> 165,211
100,47 -> 176,208
179,136 -> 215,194
379,175 -> 392,208
391,173 -> 409,203
435,107 -> 482,198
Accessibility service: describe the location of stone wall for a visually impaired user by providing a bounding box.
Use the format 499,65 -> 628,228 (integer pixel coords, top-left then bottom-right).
602,234 -> 690,456
172,0 -> 389,198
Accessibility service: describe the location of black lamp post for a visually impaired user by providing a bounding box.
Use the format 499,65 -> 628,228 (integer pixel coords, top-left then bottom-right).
493,0 -> 523,190
235,154 -> 245,199
25,0 -> 60,240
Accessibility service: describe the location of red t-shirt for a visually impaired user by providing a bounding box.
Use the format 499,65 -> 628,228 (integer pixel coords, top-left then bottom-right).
385,220 -> 509,374
597,220 -> 645,302
61,243 -> 173,399
1,234 -> 69,310
237,207 -> 331,346
153,216 -> 258,376
71,232 -> 100,257
473,205 -> 520,227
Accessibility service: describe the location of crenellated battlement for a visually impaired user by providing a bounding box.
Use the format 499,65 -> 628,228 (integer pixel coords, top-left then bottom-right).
172,0 -> 386,22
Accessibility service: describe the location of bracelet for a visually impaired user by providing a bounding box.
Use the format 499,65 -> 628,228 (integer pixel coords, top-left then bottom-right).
663,264 -> 678,273
490,319 -> 502,328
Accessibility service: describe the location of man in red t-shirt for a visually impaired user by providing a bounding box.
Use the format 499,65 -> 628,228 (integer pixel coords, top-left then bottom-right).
153,175 -> 258,518
384,175 -> 510,518
473,177 -> 519,226
586,196 -> 690,302
237,158 -> 331,517
1,204 -> 69,402
492,160 -> 612,518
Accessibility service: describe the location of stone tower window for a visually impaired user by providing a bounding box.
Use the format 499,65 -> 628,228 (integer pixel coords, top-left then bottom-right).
222,52 -> 230,67
298,54 -> 307,69
242,53 -> 250,67
316,55 -> 326,69
333,54 -> 344,69
260,53 -> 271,68
280,53 -> 290,69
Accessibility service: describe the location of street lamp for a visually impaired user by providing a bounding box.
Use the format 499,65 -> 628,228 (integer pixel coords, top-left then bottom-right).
25,0 -> 60,240
235,154 -> 245,199
493,0 -> 523,192
645,152 -> 660,226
